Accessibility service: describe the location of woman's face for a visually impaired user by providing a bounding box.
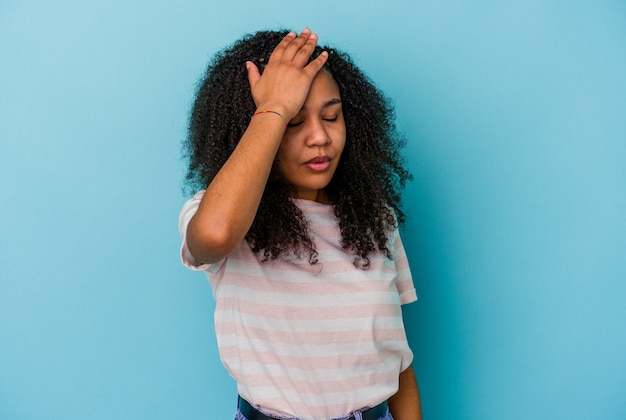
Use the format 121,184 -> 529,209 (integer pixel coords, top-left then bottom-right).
276,70 -> 346,202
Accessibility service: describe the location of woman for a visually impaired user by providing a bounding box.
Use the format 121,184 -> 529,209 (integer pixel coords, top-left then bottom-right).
179,28 -> 422,420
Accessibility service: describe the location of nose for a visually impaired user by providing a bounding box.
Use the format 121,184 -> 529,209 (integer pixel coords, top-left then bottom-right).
304,118 -> 331,147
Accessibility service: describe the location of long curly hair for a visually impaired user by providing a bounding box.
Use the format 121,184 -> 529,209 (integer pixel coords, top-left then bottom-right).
183,30 -> 412,267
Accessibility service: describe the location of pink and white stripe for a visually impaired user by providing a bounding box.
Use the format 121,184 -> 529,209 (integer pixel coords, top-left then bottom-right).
179,190 -> 417,420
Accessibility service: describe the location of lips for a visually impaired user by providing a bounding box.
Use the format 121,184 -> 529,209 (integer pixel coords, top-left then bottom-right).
305,156 -> 331,172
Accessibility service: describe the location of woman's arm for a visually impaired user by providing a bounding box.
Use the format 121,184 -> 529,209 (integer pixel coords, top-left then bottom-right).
388,364 -> 422,420
186,29 -> 328,264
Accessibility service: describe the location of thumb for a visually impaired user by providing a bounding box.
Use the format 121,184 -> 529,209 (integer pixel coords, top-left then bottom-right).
246,61 -> 261,91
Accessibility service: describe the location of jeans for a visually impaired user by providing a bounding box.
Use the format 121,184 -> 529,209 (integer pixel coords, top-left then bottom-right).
234,407 -> 394,420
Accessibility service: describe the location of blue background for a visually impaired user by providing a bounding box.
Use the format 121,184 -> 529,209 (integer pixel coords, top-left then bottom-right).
1,1 -> 625,419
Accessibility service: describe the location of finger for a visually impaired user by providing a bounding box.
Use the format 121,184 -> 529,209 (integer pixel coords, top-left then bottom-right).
280,28 -> 313,61
268,31 -> 296,62
293,31 -> 321,66
303,50 -> 329,78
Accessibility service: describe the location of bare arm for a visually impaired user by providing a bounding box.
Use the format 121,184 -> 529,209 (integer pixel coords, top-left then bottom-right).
388,364 -> 422,420
186,29 -> 328,264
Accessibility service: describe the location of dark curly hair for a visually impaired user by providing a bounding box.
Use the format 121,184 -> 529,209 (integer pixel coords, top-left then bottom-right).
183,30 -> 412,267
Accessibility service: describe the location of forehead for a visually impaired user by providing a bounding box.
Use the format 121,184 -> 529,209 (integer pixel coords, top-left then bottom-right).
305,70 -> 341,103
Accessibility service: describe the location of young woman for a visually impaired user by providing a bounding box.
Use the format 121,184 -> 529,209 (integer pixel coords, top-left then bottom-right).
179,28 -> 422,420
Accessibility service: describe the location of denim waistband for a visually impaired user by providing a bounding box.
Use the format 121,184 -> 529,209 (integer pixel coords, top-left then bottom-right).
237,396 -> 390,420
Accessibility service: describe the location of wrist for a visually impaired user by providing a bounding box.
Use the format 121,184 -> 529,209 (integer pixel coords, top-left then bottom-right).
254,103 -> 293,121
252,110 -> 287,126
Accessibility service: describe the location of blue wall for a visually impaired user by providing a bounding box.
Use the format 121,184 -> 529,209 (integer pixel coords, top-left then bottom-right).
1,1 -> 625,419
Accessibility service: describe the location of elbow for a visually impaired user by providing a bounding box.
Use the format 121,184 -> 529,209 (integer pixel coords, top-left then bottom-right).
186,219 -> 241,264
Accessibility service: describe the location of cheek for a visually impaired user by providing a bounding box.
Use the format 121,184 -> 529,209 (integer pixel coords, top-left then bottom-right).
334,129 -> 347,156
276,143 -> 292,164
334,118 -> 347,145
275,142 -> 298,174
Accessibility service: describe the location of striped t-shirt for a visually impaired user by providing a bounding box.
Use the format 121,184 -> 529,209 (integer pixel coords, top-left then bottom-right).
179,190 -> 417,420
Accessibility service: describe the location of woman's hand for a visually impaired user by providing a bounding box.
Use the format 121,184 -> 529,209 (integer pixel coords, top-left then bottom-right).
246,28 -> 328,122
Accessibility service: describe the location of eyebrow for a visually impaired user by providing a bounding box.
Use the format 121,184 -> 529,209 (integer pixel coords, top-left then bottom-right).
322,98 -> 342,109
298,98 -> 342,113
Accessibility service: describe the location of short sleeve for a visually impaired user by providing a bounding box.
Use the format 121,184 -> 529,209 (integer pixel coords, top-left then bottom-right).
392,229 -> 418,305
178,190 -> 212,271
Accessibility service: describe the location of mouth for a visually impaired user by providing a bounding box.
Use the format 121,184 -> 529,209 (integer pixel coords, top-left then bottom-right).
305,156 -> 331,172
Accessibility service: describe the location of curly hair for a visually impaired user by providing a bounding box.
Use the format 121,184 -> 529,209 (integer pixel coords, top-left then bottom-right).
183,30 -> 412,267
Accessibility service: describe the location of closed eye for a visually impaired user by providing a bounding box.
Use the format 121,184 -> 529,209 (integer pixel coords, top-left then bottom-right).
287,113 -> 340,127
